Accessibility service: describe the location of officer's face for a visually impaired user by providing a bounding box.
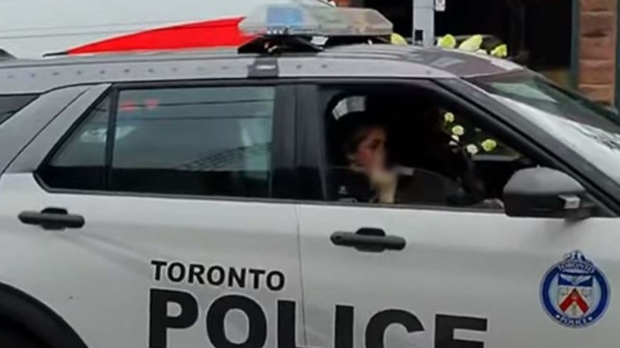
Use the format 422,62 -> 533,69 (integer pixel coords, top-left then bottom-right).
353,127 -> 387,172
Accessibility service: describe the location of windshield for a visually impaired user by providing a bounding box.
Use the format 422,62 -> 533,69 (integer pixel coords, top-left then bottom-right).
468,71 -> 620,183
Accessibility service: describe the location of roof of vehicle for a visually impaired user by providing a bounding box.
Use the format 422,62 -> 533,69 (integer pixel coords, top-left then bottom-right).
0,44 -> 523,94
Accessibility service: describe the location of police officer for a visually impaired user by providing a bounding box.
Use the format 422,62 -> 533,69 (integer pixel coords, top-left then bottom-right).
335,111 -> 398,204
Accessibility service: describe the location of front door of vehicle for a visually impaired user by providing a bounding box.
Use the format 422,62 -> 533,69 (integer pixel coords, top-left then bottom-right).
298,205 -> 620,348
0,83 -> 303,348
296,82 -> 620,348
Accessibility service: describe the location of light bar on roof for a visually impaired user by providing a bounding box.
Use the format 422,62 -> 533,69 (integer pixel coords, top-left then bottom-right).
239,2 -> 393,37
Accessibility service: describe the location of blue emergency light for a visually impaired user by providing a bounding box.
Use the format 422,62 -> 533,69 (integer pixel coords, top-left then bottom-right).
266,6 -> 305,29
239,1 -> 393,38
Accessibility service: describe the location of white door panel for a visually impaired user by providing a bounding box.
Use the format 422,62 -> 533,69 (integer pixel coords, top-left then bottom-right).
299,204 -> 620,348
0,174 -> 303,348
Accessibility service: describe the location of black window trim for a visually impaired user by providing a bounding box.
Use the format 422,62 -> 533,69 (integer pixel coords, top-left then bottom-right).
31,79 -> 297,203
292,77 -> 616,216
34,87 -> 114,190
104,89 -> 119,189
4,84 -> 111,176
0,93 -> 40,126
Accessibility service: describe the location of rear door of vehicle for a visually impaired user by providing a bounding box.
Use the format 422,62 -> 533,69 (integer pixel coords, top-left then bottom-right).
295,80 -> 620,348
0,80 -> 303,348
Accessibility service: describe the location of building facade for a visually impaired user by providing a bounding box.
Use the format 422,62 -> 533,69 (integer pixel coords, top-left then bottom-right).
579,0 -> 617,104
335,0 -> 620,106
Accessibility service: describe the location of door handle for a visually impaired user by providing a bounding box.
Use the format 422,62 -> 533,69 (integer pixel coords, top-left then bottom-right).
18,208 -> 85,230
331,228 -> 406,252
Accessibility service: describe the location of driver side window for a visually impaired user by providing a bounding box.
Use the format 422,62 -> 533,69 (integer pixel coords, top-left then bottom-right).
317,83 -> 535,210
440,108 -> 518,158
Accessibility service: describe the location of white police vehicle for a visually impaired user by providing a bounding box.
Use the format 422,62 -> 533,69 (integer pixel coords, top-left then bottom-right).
0,2 -> 618,348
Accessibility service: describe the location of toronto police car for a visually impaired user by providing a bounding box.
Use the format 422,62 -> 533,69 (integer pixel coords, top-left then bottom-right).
0,2 -> 619,348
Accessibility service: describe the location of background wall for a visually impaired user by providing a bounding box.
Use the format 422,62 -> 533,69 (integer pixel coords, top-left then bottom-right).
578,0 -> 617,104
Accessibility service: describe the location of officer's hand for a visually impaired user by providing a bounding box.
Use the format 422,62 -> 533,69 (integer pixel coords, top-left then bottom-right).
370,168 -> 398,204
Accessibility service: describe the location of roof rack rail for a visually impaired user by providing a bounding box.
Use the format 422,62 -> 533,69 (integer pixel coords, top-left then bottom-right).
238,34 -> 389,54
0,49 -> 15,60
42,50 -> 69,58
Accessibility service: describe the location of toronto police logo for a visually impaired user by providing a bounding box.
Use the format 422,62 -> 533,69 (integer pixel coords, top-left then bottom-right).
541,251 -> 610,328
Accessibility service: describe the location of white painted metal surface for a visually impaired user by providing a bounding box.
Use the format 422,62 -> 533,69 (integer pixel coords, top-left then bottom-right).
298,204 -> 620,347
0,173 -> 303,348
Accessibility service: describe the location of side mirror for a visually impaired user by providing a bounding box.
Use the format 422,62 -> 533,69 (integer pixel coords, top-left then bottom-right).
503,167 -> 593,219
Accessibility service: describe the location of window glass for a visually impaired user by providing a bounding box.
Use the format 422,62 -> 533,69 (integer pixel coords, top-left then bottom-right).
440,108 -> 519,157
469,71 -> 620,184
0,94 -> 39,125
111,86 -> 275,197
39,86 -> 276,198
321,85 -> 534,210
38,97 -> 110,190
468,71 -> 618,129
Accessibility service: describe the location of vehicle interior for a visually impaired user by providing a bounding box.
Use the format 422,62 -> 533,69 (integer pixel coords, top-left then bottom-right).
39,88 -> 276,198
319,83 -> 538,208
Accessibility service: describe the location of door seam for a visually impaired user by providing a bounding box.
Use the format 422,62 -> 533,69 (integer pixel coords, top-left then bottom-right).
294,204 -> 309,346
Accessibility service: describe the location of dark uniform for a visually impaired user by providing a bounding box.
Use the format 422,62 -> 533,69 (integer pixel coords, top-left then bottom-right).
333,167 -> 459,205
334,169 -> 378,203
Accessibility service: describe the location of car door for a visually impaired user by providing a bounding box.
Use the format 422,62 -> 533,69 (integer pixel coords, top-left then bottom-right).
295,82 -> 620,348
0,82 -> 303,348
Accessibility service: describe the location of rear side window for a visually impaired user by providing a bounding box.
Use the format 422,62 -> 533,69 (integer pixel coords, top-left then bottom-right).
0,94 -> 39,125
38,86 -> 276,198
38,97 -> 111,190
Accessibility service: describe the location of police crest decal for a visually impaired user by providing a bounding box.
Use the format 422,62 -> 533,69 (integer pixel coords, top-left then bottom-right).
541,251 -> 610,328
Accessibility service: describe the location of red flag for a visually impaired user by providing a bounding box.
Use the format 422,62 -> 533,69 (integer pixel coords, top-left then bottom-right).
67,17 -> 254,55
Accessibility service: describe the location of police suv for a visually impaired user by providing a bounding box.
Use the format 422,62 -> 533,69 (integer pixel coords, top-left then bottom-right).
0,2 -> 618,348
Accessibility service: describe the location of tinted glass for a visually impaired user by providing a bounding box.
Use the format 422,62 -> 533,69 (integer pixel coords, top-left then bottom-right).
38,97 -> 110,190
39,86 -> 275,197
0,94 -> 39,125
468,71 -> 620,183
111,86 -> 275,197
468,71 -> 618,128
